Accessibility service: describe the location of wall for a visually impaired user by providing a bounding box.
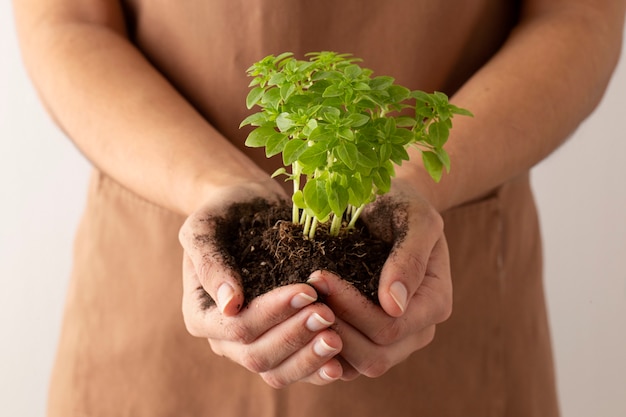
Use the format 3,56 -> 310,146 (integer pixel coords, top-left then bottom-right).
1,4 -> 624,416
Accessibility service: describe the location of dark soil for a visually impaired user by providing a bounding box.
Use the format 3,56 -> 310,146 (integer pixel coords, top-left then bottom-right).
206,199 -> 392,308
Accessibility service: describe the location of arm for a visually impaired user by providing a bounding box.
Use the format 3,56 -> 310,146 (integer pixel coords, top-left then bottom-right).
407,0 -> 626,212
13,0 -> 265,215
312,0 -> 626,379
13,0 -> 343,387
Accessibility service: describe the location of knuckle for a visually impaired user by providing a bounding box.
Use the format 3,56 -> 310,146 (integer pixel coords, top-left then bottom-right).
408,252 -> 428,279
240,349 -> 271,374
261,372 -> 288,389
415,326 -> 437,350
182,314 -> 203,338
360,354 -> 392,379
207,339 -> 224,356
197,257 -> 219,281
277,332 -> 301,353
438,298 -> 453,323
431,288 -> 453,325
224,321 -> 254,344
181,299 -> 207,338
371,320 -> 403,345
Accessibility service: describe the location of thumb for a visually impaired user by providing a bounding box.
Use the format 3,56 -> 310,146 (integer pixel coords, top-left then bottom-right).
195,251 -> 244,316
377,215 -> 446,318
179,215 -> 244,316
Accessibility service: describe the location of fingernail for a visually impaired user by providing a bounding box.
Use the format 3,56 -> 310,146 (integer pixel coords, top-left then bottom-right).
390,281 -> 408,313
291,292 -> 317,309
307,273 -> 330,295
216,283 -> 235,314
306,313 -> 333,332
319,368 -> 338,382
313,337 -> 338,357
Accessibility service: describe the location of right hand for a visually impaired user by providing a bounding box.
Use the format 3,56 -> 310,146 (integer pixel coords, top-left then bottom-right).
178,180 -> 344,388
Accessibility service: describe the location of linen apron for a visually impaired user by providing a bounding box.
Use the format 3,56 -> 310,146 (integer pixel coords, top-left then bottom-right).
48,171 -> 558,417
48,1 -> 560,416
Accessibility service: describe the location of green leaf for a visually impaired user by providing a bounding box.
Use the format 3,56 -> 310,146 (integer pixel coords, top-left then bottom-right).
347,113 -> 370,128
302,119 -> 318,136
280,84 -> 296,101
429,120 -> 450,147
335,141 -> 358,170
394,116 -> 417,128
274,51 -> 294,63
292,189 -> 305,209
320,107 -> 341,124
353,82 -> 371,91
356,144 -> 379,168
271,167 -> 288,178
337,128 -> 354,141
265,132 -> 289,157
245,126 -> 275,147
282,139 -> 308,165
379,143 -> 392,164
372,167 -> 391,193
370,76 -> 395,90
303,179 -> 331,220
276,112 -> 294,132
387,85 -> 411,103
422,151 -> 443,182
239,111 -> 268,128
322,84 -> 343,98
299,142 -> 328,168
390,143 -> 410,164
347,173 -> 373,207
246,87 -> 265,109
261,88 -> 282,109
450,104 -> 474,117
411,90 -> 432,104
269,72 -> 286,86
436,147 -> 451,172
326,180 -> 349,217
390,128 -> 414,145
344,64 -> 362,79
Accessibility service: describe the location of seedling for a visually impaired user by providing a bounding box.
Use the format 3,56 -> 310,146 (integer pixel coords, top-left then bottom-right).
241,52 -> 471,239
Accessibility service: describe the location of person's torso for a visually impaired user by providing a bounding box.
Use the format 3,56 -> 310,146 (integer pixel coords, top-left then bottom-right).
122,0 -> 519,174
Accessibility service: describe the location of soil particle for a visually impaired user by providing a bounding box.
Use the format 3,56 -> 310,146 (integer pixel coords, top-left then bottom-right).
204,199 -> 392,308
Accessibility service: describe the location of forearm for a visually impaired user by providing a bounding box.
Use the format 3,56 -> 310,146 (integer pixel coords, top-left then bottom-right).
398,1 -> 625,212
15,7 -> 267,216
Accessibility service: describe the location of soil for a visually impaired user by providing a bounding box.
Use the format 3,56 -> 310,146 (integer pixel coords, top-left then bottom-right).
205,199 -> 393,308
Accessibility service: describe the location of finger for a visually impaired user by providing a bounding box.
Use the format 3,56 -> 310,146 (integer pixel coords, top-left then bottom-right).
332,317 -> 436,378
208,304 -> 337,373
308,270 -> 447,346
377,209 -> 446,318
179,215 -> 244,316
258,331 -> 343,388
183,257 -> 322,342
336,356 -> 361,381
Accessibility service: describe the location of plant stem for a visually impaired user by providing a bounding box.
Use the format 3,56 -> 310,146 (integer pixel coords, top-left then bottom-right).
308,217 -> 319,240
302,213 -> 312,237
329,213 -> 343,236
347,204 -> 365,229
292,162 -> 301,224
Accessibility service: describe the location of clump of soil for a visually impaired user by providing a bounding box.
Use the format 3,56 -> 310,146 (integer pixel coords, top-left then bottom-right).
208,199 -> 392,308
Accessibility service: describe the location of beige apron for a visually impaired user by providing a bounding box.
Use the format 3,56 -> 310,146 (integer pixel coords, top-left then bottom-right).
48,170 -> 559,417
48,1 -> 559,415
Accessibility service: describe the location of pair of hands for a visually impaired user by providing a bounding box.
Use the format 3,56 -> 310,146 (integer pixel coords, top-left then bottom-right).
179,178 -> 452,388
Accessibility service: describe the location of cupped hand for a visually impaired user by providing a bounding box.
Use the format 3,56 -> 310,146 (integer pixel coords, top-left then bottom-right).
179,180 -> 343,387
307,179 -> 452,380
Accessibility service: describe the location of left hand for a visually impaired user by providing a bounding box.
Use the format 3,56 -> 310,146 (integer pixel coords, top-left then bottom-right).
307,179 -> 453,380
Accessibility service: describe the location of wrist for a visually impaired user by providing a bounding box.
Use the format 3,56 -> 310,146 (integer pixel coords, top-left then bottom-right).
393,164 -> 451,213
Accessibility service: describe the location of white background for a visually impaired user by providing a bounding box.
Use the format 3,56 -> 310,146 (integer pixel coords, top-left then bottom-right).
1,3 -> 625,416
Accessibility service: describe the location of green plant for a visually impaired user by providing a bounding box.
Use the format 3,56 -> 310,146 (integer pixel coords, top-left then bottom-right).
241,52 -> 472,239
